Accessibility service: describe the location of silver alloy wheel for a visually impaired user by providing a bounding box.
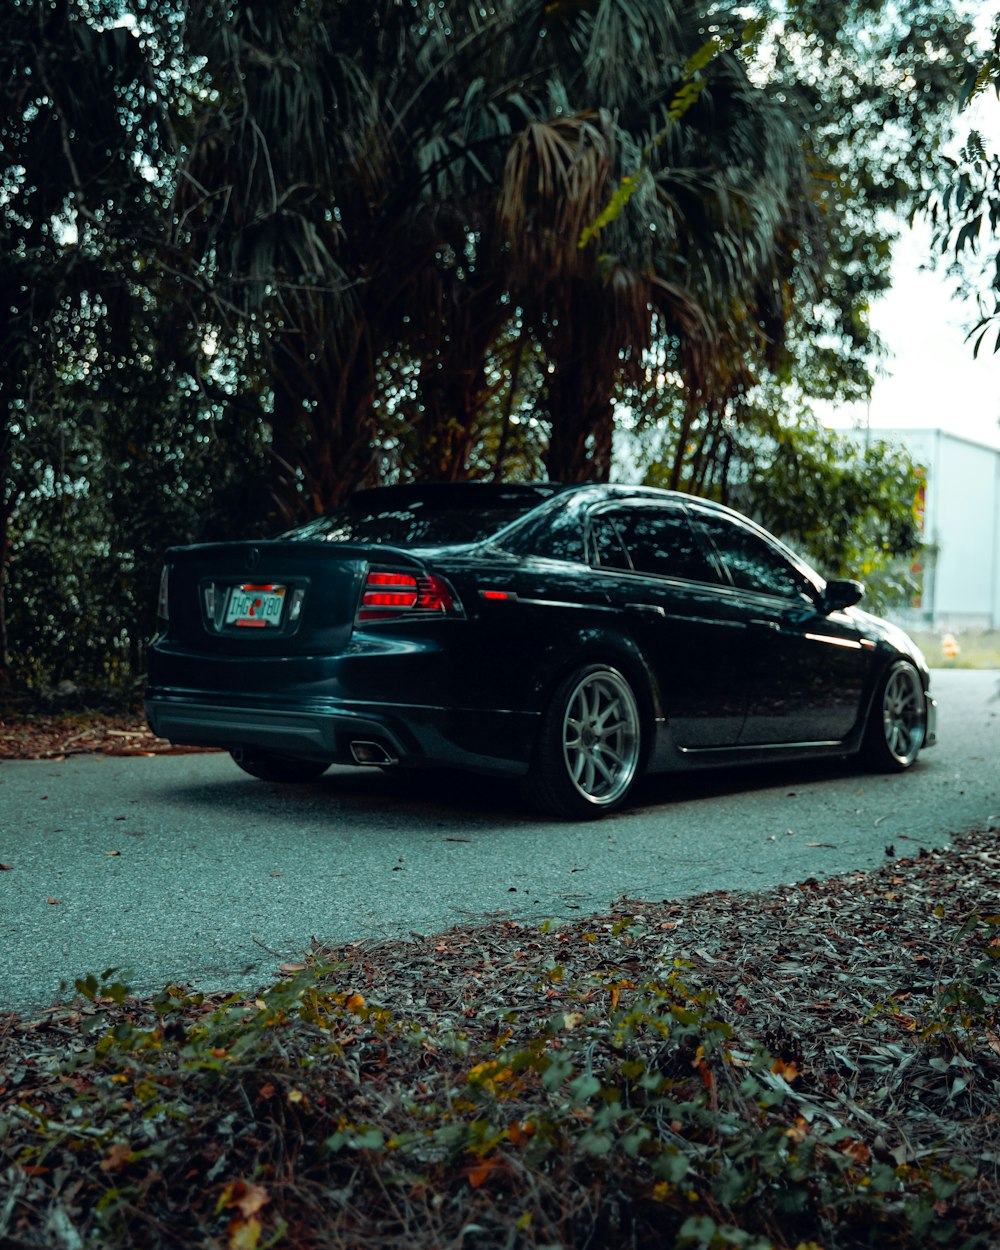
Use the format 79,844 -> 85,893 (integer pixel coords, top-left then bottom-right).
880,663 -> 926,766
561,668 -> 641,806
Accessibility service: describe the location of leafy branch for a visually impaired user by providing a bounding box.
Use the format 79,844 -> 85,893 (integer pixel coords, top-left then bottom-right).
578,20 -> 765,248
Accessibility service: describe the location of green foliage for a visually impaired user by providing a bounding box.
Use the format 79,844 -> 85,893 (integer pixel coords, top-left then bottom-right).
737,426 -> 924,610
5,332 -> 272,691
4,911 -> 996,1249
576,20 -> 768,249
926,14 -> 1000,352
744,0 -> 974,412
0,2 -> 274,691
0,0 -> 974,692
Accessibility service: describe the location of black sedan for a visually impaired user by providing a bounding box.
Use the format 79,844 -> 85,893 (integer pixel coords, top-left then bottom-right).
145,482 -> 936,818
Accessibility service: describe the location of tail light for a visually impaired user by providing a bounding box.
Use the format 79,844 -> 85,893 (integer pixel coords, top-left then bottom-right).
358,569 -> 461,622
157,565 -> 170,622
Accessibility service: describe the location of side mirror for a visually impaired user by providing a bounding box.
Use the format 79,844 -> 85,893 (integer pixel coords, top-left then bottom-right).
821,578 -> 864,613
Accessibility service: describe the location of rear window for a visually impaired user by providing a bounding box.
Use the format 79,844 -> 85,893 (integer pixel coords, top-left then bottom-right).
282,485 -> 563,547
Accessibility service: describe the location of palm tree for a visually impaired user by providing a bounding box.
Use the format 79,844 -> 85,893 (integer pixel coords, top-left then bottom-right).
173,0 -> 828,503
175,0 -> 547,511
173,1 -> 383,519
497,0 -> 822,482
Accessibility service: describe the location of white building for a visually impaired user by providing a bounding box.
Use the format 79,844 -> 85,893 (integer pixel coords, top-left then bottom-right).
865,428 -> 1000,631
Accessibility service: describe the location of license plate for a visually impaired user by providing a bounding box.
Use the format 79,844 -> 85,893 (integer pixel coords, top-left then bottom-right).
226,584 -> 287,628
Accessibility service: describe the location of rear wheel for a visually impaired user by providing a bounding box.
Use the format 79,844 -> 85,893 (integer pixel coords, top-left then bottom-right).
861,661 -> 926,772
527,664 -> 643,819
230,749 -> 330,783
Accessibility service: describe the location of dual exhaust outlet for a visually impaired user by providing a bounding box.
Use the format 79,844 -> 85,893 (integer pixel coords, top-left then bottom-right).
232,740 -> 397,767
349,739 -> 397,766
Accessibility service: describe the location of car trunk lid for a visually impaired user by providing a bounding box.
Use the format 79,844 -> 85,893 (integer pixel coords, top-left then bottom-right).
163,541 -> 434,655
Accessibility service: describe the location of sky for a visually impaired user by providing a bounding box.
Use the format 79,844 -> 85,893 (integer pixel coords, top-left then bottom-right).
827,69 -> 1000,452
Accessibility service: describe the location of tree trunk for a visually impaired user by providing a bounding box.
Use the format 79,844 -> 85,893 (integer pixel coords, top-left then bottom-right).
669,393 -> 700,492
0,416 -> 16,685
493,331 -> 526,481
542,309 -> 616,483
543,383 -> 614,482
0,518 -> 12,687
411,277 -> 506,482
269,319 -> 379,524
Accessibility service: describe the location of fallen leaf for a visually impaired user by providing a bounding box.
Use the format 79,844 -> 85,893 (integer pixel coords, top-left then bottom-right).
218,1180 -> 271,1220
507,1120 -> 535,1146
46,897 -> 61,905
0,863 -> 12,871
100,1142 -> 134,1173
236,1185 -> 270,1220
106,850 -> 121,857
228,1216 -> 263,1250
468,1155 -> 501,1188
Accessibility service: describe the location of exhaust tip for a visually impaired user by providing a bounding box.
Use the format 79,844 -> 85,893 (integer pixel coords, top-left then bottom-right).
350,740 -> 397,766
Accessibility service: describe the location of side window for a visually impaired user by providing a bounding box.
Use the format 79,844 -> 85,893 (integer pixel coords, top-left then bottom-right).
597,505 -> 719,583
510,509 -> 586,564
590,514 -> 633,571
694,511 -> 810,601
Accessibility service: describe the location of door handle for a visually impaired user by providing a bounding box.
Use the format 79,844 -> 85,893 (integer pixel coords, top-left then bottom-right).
626,602 -> 666,619
749,618 -> 780,632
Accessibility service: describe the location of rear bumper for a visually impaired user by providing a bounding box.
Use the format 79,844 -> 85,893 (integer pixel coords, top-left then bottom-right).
144,689 -> 535,777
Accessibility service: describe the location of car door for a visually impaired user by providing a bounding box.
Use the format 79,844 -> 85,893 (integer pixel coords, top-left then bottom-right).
587,501 -> 750,748
689,504 -> 875,745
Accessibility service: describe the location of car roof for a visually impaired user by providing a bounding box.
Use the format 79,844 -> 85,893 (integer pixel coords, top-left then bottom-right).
346,481 -> 781,527
347,482 -> 577,510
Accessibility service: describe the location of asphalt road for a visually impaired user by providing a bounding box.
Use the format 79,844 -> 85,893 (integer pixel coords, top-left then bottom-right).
2,668 -> 998,1013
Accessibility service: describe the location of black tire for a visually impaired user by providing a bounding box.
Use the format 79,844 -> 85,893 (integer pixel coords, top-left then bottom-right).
230,749 -> 330,783
860,660 -> 927,772
526,663 -> 643,819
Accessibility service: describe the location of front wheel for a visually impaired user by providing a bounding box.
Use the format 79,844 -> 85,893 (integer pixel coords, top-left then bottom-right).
526,664 -> 643,819
860,661 -> 926,772
230,748 -> 330,783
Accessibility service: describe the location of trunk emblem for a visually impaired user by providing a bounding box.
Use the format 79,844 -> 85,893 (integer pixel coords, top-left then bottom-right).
246,547 -> 261,572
